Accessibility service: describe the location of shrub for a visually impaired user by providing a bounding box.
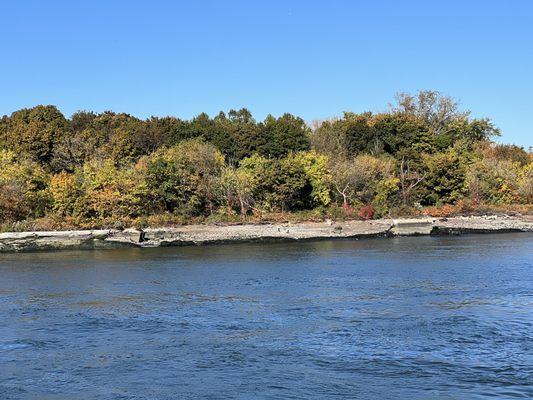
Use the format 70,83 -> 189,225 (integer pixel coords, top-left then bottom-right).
358,204 -> 375,220
0,150 -> 51,222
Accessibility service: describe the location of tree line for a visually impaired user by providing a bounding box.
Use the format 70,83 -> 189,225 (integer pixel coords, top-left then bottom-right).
0,91 -> 531,229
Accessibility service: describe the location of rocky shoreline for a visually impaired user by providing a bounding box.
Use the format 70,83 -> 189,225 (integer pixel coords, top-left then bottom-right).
0,216 -> 532,253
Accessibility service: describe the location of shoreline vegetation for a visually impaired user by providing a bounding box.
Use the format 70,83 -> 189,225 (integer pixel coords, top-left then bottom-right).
1,90 -> 532,235
1,215 -> 532,253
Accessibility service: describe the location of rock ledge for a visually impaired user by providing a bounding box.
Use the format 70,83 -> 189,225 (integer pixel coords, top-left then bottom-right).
1,216 -> 531,253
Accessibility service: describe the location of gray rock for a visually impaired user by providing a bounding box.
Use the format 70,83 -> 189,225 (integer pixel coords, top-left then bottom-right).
1,216 -> 531,253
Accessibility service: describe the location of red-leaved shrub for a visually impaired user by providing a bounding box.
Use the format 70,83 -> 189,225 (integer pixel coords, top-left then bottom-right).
358,204 -> 375,220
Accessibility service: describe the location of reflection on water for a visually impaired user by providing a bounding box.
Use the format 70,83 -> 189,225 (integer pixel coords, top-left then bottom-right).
1,233 -> 532,399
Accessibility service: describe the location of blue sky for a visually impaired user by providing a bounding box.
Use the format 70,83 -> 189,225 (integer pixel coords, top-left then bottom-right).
1,0 -> 532,146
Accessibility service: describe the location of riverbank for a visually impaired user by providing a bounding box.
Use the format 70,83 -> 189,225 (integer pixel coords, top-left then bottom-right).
1,215 -> 532,253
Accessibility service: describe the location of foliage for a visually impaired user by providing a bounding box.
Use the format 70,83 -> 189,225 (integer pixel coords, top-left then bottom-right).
518,163 -> 533,203
329,154 -> 396,209
239,154 -> 312,211
143,139 -> 225,215
215,166 -> 255,216
292,151 -> 331,206
259,114 -> 310,158
0,91 -> 530,229
1,105 -> 69,166
0,150 -> 51,222
465,157 -> 523,205
50,171 -> 79,217
373,177 -> 400,217
420,149 -> 467,205
73,159 -> 145,220
358,204 -> 375,220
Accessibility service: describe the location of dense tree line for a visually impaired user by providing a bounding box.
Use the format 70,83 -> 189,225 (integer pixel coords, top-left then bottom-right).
0,91 -> 531,229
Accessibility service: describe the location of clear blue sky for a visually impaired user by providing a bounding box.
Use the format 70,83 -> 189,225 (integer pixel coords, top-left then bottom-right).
1,1 -> 531,146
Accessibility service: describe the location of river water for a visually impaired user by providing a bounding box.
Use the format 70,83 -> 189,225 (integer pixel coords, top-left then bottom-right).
1,233 -> 532,399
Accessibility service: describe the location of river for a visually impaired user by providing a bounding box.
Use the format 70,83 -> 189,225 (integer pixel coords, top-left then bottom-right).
1,233 -> 532,399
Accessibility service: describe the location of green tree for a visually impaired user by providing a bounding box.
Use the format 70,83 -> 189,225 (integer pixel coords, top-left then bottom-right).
142,139 -> 226,216
259,114 -> 310,158
239,154 -> 312,211
1,105 -> 69,167
342,112 -> 379,155
421,149 -> 466,205
293,151 -> 331,207
372,113 -> 434,156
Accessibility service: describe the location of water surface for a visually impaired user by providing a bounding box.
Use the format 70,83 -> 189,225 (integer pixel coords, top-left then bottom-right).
1,234 -> 532,399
